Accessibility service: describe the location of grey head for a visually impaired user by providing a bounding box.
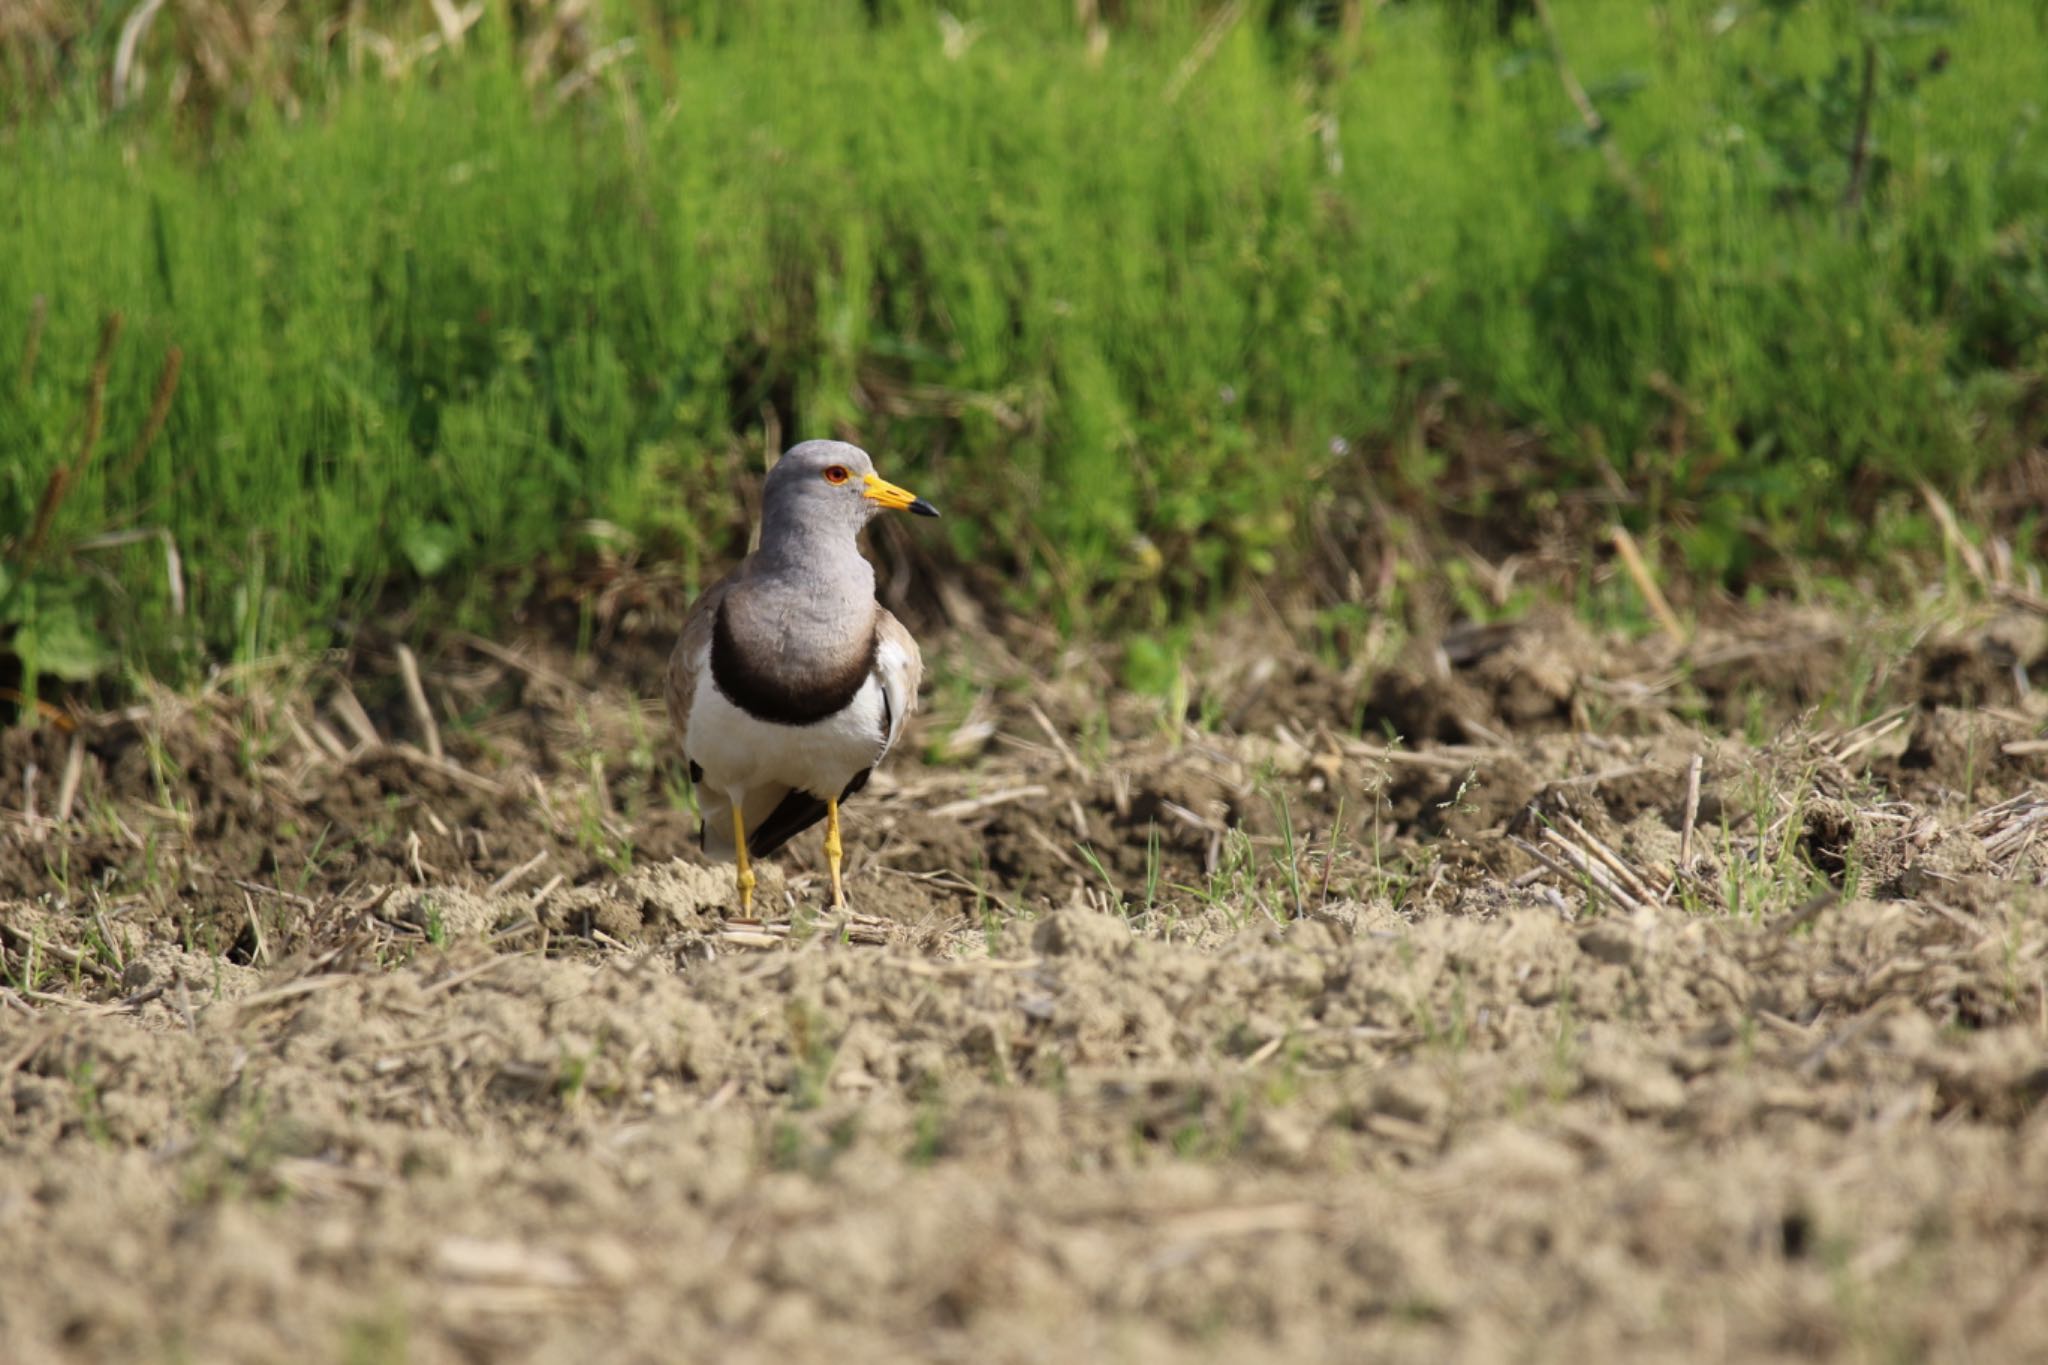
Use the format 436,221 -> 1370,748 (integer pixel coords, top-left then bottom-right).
757,441 -> 938,558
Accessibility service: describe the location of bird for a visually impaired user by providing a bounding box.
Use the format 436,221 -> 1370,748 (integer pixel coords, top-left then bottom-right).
664,440 -> 939,914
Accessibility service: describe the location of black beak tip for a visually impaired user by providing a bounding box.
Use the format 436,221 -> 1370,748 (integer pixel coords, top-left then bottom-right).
909,497 -> 941,518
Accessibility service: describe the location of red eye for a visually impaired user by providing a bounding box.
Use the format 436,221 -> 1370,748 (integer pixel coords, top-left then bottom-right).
823,465 -> 850,485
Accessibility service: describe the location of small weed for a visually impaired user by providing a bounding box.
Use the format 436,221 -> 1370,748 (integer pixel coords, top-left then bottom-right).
3,928 -> 48,992
910,1102 -> 946,1167
1269,788 -> 1305,921
1545,986 -> 1579,1105
293,822 -> 336,897
70,1060 -> 113,1147
420,899 -> 448,949
1074,842 -> 1123,911
767,1120 -> 805,1173
556,1047 -> 594,1103
784,1002 -> 839,1111
341,1312 -> 411,1365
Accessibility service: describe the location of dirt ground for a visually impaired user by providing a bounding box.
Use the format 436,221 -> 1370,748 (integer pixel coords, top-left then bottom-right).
3,594 -> 2047,1364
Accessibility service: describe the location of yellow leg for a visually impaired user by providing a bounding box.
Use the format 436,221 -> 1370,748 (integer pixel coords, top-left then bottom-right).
731,799 -> 756,914
824,798 -> 846,910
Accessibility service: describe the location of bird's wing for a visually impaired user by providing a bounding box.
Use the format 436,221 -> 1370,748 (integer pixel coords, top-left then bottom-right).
664,567 -> 739,768
873,608 -> 923,759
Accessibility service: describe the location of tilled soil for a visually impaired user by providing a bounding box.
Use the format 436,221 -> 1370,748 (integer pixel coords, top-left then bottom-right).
2,601 -> 2046,1363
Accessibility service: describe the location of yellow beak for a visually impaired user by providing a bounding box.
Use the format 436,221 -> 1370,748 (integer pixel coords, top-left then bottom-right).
862,471 -> 940,518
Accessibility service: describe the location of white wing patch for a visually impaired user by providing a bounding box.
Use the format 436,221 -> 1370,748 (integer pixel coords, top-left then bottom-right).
875,633 -> 916,758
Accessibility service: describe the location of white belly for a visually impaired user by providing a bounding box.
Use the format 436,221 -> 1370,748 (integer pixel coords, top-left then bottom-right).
686,655 -> 887,802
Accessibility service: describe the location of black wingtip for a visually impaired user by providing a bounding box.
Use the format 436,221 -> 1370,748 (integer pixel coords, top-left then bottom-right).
746,789 -> 829,860
909,497 -> 940,518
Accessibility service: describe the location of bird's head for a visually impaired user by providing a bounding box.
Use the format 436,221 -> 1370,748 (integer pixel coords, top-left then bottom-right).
761,440 -> 939,542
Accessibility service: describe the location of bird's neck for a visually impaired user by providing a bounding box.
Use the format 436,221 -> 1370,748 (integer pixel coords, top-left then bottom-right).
733,522 -> 877,667
754,520 -> 874,603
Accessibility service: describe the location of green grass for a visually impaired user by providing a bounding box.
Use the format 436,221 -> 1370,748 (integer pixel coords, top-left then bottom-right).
3,0 -> 2045,699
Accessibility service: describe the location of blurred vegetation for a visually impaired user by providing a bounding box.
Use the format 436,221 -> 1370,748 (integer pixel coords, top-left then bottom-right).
2,0 -> 2045,701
